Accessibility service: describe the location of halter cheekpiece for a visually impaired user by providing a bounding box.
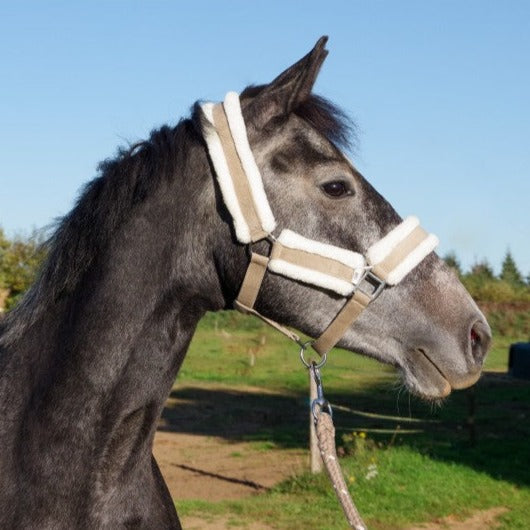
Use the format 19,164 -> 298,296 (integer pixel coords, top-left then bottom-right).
201,92 -> 439,356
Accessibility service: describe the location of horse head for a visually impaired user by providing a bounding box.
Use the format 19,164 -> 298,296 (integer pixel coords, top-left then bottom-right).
203,36 -> 491,400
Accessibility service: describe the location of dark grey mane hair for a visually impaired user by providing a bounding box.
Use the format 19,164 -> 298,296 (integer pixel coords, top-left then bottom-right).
240,85 -> 356,152
1,92 -> 355,344
294,94 -> 356,152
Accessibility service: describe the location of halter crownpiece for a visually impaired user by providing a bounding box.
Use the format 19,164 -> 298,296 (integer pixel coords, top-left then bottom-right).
202,93 -> 276,243
201,92 -> 439,355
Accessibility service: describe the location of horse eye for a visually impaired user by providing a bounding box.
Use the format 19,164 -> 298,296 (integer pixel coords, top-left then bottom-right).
321,180 -> 351,198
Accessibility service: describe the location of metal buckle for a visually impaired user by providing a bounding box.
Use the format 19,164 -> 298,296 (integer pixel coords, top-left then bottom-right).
247,234 -> 274,259
357,270 -> 386,301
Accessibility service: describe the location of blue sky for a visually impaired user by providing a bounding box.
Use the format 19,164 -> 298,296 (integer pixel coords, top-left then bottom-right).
1,1 -> 528,275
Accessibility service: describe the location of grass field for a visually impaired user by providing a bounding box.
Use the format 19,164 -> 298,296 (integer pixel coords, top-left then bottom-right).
173,311 -> 530,529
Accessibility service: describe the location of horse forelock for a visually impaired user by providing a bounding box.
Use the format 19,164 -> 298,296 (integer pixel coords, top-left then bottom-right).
240,85 -> 357,153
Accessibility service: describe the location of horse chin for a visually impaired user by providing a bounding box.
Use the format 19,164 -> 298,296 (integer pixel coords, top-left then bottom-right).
401,370 -> 451,401
400,348 -> 466,401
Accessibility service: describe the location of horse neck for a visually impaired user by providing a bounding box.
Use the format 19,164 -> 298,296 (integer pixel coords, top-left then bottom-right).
0,141 -> 225,464
3,248 -> 193,446
0,238 -> 207,525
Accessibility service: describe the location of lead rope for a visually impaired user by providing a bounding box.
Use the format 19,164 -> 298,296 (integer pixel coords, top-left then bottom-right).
302,348 -> 368,530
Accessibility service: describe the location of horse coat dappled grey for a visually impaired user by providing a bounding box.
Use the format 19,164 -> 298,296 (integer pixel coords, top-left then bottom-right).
0,36 -> 491,529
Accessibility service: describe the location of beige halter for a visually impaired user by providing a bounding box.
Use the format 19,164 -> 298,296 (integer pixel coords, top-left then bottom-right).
201,92 -> 439,356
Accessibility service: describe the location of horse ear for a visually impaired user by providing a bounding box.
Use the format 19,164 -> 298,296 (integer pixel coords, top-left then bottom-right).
247,36 -> 329,128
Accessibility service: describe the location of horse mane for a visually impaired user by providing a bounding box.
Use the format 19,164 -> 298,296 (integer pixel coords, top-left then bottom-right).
1,92 -> 355,343
0,119 -> 200,342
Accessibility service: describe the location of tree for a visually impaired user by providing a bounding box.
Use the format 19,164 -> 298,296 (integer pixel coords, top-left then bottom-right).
443,251 -> 462,275
0,228 -> 47,311
500,250 -> 524,287
0,228 -> 9,279
0,228 -> 9,311
469,260 -> 495,280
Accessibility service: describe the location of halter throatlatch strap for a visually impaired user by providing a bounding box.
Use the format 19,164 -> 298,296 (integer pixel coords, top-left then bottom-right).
236,228 -> 367,304
234,252 -> 302,344
233,229 -> 368,348
201,91 -> 439,357
235,252 -> 269,309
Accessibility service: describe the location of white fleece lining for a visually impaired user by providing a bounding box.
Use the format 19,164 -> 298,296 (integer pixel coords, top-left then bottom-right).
385,234 -> 439,285
278,229 -> 365,270
203,95 -> 437,294
366,216 -> 419,265
269,229 -> 367,295
201,102 -> 252,243
223,92 -> 276,234
268,260 -> 355,296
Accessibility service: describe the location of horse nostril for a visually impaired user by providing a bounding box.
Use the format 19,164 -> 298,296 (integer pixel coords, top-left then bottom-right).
471,328 -> 480,348
470,320 -> 492,364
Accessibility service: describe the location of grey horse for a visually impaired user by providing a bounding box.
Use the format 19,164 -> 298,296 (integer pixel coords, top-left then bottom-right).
0,37 -> 490,529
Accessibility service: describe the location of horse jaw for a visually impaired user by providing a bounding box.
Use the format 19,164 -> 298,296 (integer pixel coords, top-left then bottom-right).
336,257 -> 492,400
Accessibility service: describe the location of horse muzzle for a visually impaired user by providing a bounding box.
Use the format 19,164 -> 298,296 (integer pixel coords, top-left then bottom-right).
402,314 -> 492,399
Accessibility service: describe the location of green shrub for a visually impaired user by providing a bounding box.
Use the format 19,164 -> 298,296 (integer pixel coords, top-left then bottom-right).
0,228 -> 47,311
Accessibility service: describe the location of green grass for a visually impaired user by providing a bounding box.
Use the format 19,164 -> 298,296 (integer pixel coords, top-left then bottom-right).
485,334 -> 520,371
179,446 -> 530,529
181,311 -> 396,393
173,311 -> 530,528
184,310 -> 524,385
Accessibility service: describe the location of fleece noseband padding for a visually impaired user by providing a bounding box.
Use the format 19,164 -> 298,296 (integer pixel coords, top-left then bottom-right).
367,216 -> 439,285
268,229 -> 366,296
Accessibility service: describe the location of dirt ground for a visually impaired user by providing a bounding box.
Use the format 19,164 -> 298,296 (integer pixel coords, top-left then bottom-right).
153,431 -> 305,502
154,384 -> 509,530
153,382 -> 305,529
407,507 -> 508,530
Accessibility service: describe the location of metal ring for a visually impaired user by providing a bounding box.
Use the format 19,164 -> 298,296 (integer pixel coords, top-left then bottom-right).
299,341 -> 327,369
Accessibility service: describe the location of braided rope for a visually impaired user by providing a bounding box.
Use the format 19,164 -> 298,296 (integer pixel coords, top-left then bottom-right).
315,409 -> 368,530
